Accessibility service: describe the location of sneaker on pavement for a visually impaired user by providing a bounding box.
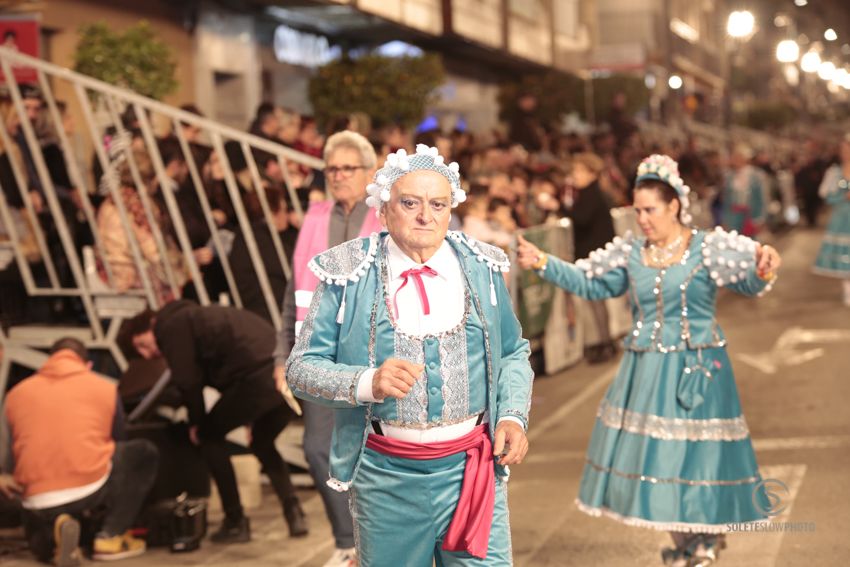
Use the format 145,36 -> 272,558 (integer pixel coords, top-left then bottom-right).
92,531 -> 146,561
53,514 -> 82,567
321,547 -> 357,567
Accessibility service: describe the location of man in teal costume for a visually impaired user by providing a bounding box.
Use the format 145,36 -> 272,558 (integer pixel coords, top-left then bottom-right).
286,145 -> 534,566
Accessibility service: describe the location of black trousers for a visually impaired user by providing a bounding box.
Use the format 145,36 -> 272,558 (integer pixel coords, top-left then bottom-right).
23,439 -> 158,563
198,374 -> 297,521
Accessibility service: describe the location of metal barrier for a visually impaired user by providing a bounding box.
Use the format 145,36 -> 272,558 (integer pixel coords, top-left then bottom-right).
0,47 -> 323,393
510,218 -> 580,375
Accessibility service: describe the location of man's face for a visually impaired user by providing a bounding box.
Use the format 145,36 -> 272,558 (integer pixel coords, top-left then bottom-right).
300,123 -> 323,148
380,170 -> 452,256
519,94 -> 537,112
23,98 -> 41,122
265,159 -> 283,182
166,159 -> 188,184
325,147 -> 373,207
262,115 -> 280,137
571,163 -> 597,190
183,124 -> 201,143
132,330 -> 160,360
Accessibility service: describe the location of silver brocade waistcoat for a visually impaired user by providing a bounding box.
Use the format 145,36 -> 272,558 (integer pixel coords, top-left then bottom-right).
367,243 -> 488,428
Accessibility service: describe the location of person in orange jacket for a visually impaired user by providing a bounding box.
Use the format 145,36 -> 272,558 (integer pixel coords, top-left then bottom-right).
2,337 -> 158,565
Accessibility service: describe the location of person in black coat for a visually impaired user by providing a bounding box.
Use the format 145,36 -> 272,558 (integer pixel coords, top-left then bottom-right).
562,152 -> 617,363
227,184 -> 297,324
508,93 -> 544,152
126,301 -> 307,542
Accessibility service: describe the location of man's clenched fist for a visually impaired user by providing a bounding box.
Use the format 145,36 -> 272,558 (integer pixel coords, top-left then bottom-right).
372,359 -> 425,401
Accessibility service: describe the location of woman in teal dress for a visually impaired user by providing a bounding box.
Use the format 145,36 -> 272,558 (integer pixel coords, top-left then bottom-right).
813,137 -> 850,306
517,155 -> 782,567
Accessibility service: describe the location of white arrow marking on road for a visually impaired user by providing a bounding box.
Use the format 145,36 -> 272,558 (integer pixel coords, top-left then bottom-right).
737,326 -> 850,374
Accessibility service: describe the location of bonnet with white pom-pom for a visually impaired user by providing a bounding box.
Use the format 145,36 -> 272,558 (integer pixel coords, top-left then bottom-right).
365,144 -> 466,213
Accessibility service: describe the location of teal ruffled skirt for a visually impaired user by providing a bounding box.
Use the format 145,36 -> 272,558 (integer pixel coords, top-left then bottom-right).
814,202 -> 850,278
576,348 -> 770,533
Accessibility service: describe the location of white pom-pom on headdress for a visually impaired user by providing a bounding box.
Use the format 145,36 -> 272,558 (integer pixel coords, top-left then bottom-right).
366,144 -> 466,212
635,154 -> 693,225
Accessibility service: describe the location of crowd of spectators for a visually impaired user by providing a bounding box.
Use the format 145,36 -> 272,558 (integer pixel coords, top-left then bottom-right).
0,88 -> 842,332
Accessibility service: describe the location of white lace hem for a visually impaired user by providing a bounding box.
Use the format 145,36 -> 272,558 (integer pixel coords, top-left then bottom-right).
575,499 -> 761,534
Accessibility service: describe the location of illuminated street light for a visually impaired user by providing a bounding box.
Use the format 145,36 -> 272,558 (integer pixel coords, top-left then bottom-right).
833,68 -> 848,88
794,0 -> 807,5
800,50 -> 821,73
818,60 -> 836,81
825,29 -> 838,42
843,75 -> 850,90
727,11 -> 755,38
668,75 -> 683,90
776,39 -> 800,62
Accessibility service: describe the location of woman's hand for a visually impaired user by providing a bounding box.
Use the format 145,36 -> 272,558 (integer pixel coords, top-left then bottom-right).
193,247 -> 214,266
516,234 -> 545,270
755,244 -> 781,278
211,209 -> 227,226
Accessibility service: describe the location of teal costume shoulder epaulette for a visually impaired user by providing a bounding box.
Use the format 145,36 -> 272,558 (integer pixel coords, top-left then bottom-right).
447,231 -> 511,273
701,227 -> 758,287
308,233 -> 380,286
574,232 -> 636,279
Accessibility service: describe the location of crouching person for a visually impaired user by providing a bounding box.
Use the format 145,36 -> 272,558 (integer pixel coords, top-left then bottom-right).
2,338 -> 158,565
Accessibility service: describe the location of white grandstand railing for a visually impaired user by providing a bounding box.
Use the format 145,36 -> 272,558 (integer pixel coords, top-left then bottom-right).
0,46 -> 323,393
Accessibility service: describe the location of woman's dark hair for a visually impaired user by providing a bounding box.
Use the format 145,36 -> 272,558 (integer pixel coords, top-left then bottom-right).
122,308 -> 156,338
117,308 -> 156,358
634,178 -> 682,221
487,197 -> 510,213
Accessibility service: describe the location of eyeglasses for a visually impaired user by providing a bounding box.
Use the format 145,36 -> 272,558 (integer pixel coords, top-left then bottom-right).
325,165 -> 366,179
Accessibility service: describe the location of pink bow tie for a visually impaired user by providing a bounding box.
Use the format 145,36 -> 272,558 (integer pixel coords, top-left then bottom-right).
394,266 -> 438,318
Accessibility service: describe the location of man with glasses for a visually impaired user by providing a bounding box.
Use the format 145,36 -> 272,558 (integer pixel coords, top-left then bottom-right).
286,145 -> 533,566
274,130 -> 382,567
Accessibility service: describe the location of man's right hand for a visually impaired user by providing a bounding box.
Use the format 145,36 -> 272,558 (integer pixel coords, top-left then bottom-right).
372,359 -> 424,401
0,474 -> 22,500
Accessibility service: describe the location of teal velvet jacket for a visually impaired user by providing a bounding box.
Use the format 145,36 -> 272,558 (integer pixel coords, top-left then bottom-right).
286,231 -> 534,490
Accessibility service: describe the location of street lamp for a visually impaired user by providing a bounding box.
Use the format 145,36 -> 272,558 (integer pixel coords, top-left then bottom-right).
825,29 -> 838,42
833,68 -> 848,88
668,75 -> 683,90
727,10 -> 755,39
800,50 -> 821,73
818,60 -> 836,81
776,39 -> 800,62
